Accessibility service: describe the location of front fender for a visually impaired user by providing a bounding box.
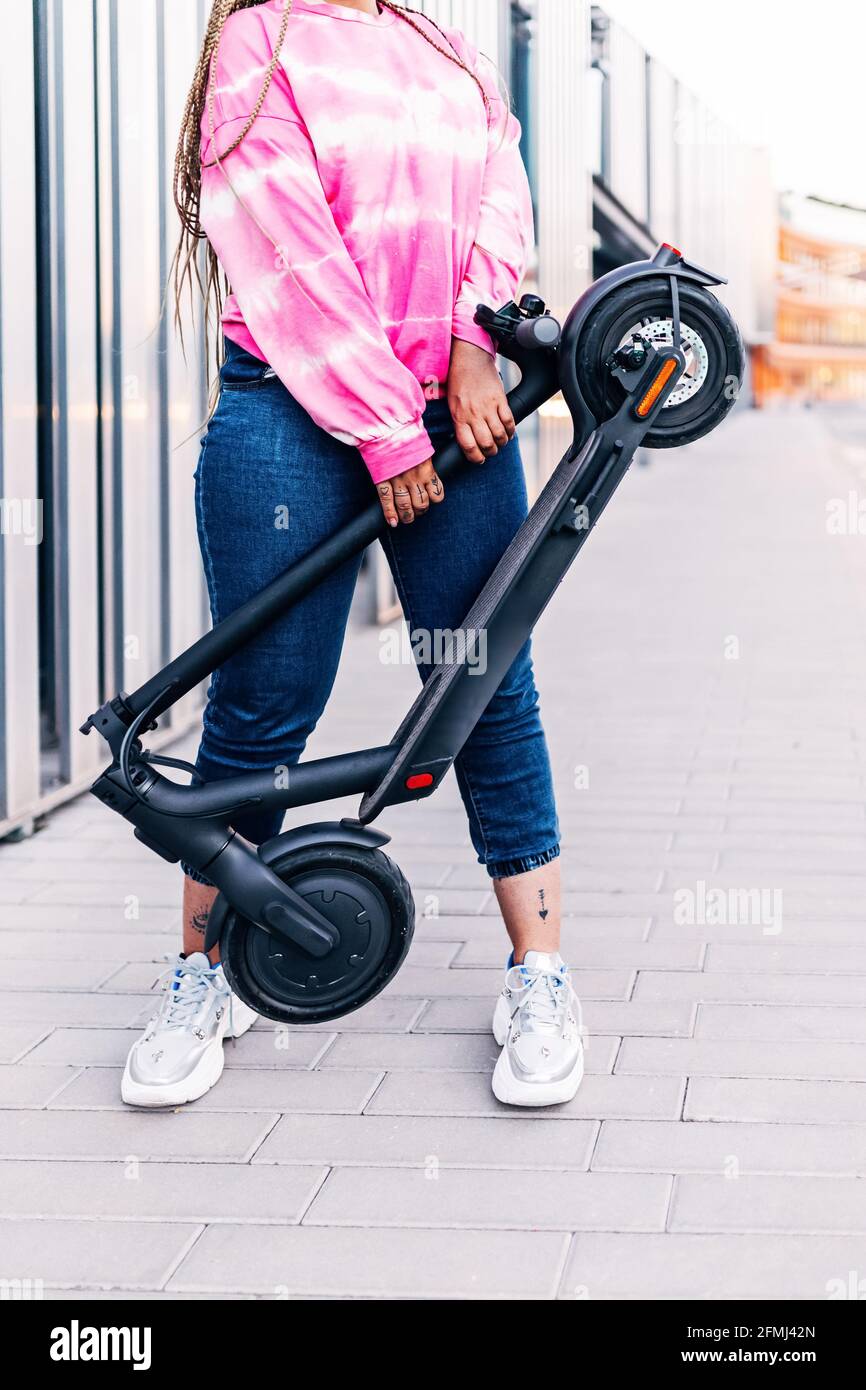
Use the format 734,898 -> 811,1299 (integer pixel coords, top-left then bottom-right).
203,819 -> 390,953
558,246 -> 728,450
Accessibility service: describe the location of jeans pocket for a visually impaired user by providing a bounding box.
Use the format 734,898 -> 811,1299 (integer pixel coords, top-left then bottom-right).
220,345 -> 276,391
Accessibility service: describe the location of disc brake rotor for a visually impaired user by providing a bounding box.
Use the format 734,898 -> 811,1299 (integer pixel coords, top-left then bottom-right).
617,318 -> 709,407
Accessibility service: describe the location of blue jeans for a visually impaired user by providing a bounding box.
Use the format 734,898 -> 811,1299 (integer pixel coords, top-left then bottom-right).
182,338 -> 560,883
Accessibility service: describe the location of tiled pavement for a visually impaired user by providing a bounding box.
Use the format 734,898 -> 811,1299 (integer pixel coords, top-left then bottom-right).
3,405 -> 866,1299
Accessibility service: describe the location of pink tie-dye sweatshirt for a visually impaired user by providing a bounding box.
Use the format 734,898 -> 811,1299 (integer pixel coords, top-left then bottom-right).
200,0 -> 534,483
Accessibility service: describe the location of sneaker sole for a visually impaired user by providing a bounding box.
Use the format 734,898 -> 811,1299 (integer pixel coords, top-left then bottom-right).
491,1043 -> 584,1108
121,1039 -> 226,1109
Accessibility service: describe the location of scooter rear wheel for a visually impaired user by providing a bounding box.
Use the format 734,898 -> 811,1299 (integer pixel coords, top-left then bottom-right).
577,276 -> 745,448
220,842 -> 415,1025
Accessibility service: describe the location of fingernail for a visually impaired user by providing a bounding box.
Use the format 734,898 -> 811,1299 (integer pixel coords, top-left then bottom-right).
389,518 -> 398,527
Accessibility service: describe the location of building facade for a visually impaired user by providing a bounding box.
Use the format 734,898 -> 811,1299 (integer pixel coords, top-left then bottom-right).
753,195 -> 866,404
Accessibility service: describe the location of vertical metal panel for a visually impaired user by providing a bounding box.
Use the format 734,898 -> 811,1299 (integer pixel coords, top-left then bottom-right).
535,1 -> 593,483
161,0 -> 210,731
55,0 -> 102,786
647,58 -> 677,240
608,20 -> 647,225
114,1 -> 164,697
418,1 -> 454,31
535,2 -> 592,319
93,0 -> 124,698
0,0 -> 41,824
448,0 -> 501,61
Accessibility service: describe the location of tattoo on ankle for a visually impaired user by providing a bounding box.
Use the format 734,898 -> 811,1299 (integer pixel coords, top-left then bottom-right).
537,888 -> 549,922
191,908 -> 210,936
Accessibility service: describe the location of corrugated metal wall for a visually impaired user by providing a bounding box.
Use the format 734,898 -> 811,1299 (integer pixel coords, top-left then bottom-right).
0,0 -> 207,838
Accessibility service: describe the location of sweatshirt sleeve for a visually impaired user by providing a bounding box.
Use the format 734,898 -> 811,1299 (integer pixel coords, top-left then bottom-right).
200,119 -> 432,485
448,36 -> 535,357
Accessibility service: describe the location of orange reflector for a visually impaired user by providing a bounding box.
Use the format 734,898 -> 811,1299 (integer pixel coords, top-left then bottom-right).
636,357 -> 679,418
406,772 -> 434,790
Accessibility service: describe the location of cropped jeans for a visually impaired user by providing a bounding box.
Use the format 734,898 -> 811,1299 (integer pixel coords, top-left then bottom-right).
182,338 -> 560,883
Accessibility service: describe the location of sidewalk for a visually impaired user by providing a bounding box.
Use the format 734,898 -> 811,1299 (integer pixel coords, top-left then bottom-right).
2,404 -> 866,1300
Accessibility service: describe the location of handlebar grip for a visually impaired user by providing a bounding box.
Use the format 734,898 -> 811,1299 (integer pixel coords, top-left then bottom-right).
514,315 -> 562,351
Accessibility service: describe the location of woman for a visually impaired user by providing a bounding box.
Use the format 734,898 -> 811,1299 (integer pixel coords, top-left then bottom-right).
122,0 -> 583,1111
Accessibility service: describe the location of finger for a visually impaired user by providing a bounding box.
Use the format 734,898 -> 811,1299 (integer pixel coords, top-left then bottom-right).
498,400 -> 517,438
378,482 -> 399,528
471,417 -> 498,458
410,478 -> 430,513
425,473 -> 445,504
455,420 -> 485,464
392,482 -> 416,524
487,411 -> 510,449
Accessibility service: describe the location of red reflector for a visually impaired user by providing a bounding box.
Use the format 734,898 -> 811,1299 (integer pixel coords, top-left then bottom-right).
662,241 -> 682,257
406,772 -> 434,790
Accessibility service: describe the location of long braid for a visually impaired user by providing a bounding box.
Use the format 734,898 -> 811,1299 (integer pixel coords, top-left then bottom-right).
203,0 -> 292,168
379,2 -> 492,122
172,0 -> 501,384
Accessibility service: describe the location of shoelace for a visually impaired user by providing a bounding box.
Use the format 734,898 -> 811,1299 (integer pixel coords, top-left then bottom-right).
151,956 -> 229,1033
505,964 -> 582,1036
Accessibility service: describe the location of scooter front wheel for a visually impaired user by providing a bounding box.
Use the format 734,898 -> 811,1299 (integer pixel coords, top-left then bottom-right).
577,276 -> 745,448
220,842 -> 415,1025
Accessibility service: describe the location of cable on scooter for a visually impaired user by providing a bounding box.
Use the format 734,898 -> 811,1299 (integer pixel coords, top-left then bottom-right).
118,686 -> 261,820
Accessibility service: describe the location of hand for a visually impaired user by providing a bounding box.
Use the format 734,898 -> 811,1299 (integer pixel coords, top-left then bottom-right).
447,338 -> 516,464
377,459 -> 445,527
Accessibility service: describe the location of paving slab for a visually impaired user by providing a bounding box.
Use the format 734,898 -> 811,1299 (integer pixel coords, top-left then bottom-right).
168,1223 -> 569,1298
0,1159 -> 325,1223
0,1218 -> 201,1291
253,1112 -> 599,1169
304,1165 -> 672,1231
560,1232 -> 866,1300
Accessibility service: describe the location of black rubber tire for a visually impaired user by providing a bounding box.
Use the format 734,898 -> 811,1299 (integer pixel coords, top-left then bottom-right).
220,843 -> 415,1025
576,277 -> 745,448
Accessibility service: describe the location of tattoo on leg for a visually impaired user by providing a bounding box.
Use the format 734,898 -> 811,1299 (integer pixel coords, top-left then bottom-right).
537,888 -> 549,922
191,908 -> 210,936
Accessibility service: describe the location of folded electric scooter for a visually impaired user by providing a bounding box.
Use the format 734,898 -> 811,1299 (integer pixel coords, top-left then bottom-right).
81,244 -> 744,1024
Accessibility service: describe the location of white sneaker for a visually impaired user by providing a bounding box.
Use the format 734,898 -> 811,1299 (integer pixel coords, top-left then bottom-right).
492,950 -> 584,1107
121,952 -> 258,1108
